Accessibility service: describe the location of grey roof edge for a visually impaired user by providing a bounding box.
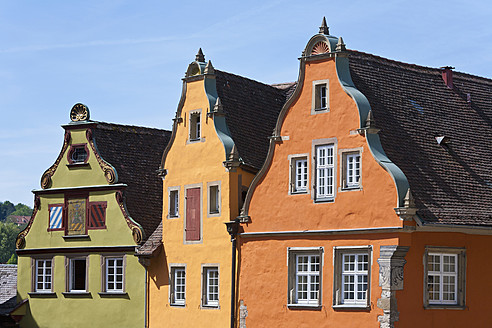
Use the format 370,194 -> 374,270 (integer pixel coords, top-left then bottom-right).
334,52 -> 409,207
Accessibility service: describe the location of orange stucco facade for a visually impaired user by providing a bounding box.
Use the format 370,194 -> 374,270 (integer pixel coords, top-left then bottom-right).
236,33 -> 492,327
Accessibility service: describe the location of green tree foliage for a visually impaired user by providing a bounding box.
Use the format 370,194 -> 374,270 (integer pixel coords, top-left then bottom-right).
0,201 -> 16,221
0,222 -> 20,263
6,253 -> 17,264
11,203 -> 33,217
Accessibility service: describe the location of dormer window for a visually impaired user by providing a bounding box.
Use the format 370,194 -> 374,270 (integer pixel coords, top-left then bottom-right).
189,111 -> 201,141
312,80 -> 330,114
67,144 -> 89,165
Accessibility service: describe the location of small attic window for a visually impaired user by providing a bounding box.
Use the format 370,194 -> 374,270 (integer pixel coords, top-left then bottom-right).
67,144 -> 89,165
189,111 -> 201,141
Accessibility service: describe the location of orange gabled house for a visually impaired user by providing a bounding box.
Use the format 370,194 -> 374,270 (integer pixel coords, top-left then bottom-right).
236,19 -> 492,327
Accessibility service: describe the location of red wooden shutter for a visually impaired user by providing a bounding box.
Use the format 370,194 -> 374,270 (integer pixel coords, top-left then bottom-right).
186,188 -> 201,241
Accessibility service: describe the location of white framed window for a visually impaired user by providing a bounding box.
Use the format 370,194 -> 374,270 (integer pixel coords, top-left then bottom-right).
311,79 -> 329,114
189,111 -> 201,141
207,181 -> 221,217
34,258 -> 53,293
340,149 -> 362,190
202,266 -> 219,308
67,257 -> 88,292
287,247 -> 323,307
333,246 -> 371,308
424,247 -> 466,308
289,156 -> 308,194
170,266 -> 186,305
168,187 -> 180,218
105,257 -> 124,292
315,145 -> 335,201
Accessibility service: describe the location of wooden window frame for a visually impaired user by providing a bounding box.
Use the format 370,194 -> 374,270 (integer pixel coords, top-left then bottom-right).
67,143 -> 90,166
311,79 -> 330,114
168,187 -> 180,219
311,139 -> 337,203
423,246 -> 466,309
333,246 -> 372,309
32,257 -> 54,293
339,148 -> 363,191
65,255 -> 89,294
287,247 -> 324,309
188,110 -> 202,142
183,184 -> 203,244
207,181 -> 221,217
288,154 -> 309,195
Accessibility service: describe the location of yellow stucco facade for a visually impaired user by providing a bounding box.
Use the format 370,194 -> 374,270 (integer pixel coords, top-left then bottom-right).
148,63 -> 255,327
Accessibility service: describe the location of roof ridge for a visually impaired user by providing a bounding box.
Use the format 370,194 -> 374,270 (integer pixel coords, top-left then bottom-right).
95,121 -> 171,135
348,49 -> 492,83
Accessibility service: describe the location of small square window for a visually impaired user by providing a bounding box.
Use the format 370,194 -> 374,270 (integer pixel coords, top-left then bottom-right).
169,189 -> 179,218
68,257 -> 87,292
202,267 -> 219,308
34,259 -> 53,293
341,151 -> 361,190
170,266 -> 186,305
208,183 -> 220,216
424,247 -> 466,308
190,112 -> 201,141
333,246 -> 371,308
287,247 -> 323,307
290,157 -> 308,194
311,80 -> 329,114
105,257 -> 124,292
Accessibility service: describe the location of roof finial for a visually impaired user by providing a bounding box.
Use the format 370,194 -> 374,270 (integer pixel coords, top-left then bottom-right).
228,145 -> 239,162
319,17 -> 329,35
404,189 -> 415,208
214,97 -> 223,113
204,60 -> 215,74
365,110 -> 375,128
195,48 -> 205,62
336,37 -> 346,51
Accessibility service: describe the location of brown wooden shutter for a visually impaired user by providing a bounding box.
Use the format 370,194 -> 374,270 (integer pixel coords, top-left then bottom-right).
186,188 -> 201,241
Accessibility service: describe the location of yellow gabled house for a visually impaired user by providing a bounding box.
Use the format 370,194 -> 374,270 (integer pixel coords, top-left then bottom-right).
146,49 -> 292,327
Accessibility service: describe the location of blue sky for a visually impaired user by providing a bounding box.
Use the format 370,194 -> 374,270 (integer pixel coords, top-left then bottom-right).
1,0 -> 491,206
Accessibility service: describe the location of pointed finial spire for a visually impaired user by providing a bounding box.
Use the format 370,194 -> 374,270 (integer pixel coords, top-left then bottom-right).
195,48 -> 205,62
214,97 -> 223,113
336,37 -> 346,51
228,145 -> 239,162
404,189 -> 415,208
204,60 -> 215,74
365,110 -> 375,128
319,17 -> 329,35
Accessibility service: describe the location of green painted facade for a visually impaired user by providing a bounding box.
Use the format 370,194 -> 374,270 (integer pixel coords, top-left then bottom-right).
16,110 -> 147,328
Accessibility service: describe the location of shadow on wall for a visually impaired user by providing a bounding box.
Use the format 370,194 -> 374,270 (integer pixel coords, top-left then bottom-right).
149,251 -> 169,289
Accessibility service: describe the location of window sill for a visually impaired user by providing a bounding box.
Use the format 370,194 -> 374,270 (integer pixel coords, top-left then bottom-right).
98,292 -> 128,298
200,304 -> 220,310
168,215 -> 179,219
341,186 -> 361,192
62,291 -> 92,297
332,304 -> 370,310
28,292 -> 57,298
170,303 -> 186,308
66,163 -> 90,168
424,304 -> 466,310
314,198 -> 334,203
290,191 -> 308,195
287,303 -> 322,310
63,235 -> 90,240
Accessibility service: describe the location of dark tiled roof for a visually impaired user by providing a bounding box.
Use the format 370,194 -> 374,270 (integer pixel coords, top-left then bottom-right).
215,70 -> 292,170
348,51 -> 492,226
136,221 -> 162,256
0,265 -> 17,315
93,123 -> 171,241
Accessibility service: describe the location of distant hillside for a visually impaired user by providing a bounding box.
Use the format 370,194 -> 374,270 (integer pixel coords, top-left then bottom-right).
0,201 -> 32,221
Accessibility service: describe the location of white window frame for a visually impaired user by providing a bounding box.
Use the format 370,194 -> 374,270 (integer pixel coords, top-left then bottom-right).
287,247 -> 324,308
168,186 -> 180,219
202,265 -> 219,308
207,181 -> 221,217
424,247 -> 466,309
34,258 -> 53,293
333,246 -> 372,308
170,264 -> 186,306
288,154 -> 309,194
311,79 -> 330,114
340,148 -> 363,191
66,256 -> 89,293
315,144 -> 335,201
103,256 -> 125,293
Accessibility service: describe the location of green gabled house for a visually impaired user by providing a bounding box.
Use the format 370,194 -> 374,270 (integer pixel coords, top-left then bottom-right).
14,104 -> 170,327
